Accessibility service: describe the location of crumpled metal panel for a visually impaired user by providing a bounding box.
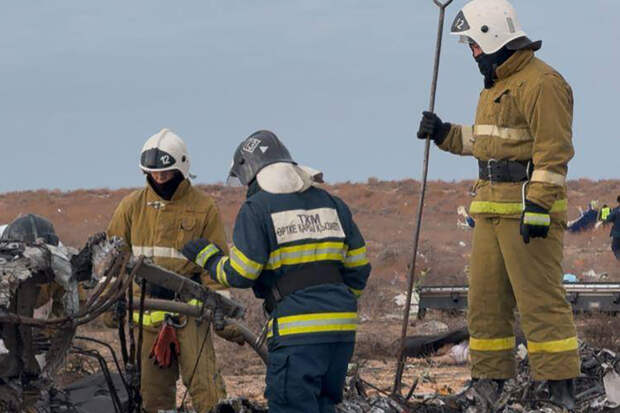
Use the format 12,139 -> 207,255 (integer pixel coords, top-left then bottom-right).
48,244 -> 80,316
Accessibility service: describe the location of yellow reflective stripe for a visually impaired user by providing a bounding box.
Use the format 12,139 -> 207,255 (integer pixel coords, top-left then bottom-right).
551,199 -> 567,212
469,199 -> 567,215
344,246 -> 369,268
265,242 -> 347,270
267,312 -> 358,338
229,246 -> 263,280
531,170 -> 566,186
231,246 -> 263,271
349,287 -> 363,298
523,212 -> 551,226
216,257 -> 231,288
474,124 -> 533,141
460,125 -> 474,155
470,336 -> 516,351
528,337 -> 578,353
195,244 -> 219,267
133,298 -> 203,325
133,310 -> 171,326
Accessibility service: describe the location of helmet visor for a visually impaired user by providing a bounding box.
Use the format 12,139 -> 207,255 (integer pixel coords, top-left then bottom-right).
140,148 -> 177,170
225,160 -> 243,187
226,174 -> 243,187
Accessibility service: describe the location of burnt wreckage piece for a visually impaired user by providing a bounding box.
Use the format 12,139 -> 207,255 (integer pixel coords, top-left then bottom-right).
0,234 -> 129,412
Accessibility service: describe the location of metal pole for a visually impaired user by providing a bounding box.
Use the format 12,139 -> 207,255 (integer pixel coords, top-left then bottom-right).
392,0 -> 453,396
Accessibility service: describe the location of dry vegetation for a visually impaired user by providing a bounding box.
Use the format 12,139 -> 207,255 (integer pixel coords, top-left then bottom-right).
1,179 -> 618,401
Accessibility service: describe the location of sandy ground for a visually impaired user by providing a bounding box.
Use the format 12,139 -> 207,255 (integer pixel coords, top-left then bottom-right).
3,179 -> 618,408
1,179 -> 618,284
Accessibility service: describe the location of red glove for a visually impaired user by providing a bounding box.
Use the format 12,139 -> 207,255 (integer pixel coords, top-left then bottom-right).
149,323 -> 180,368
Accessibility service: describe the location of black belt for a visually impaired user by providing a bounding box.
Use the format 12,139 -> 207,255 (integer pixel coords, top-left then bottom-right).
478,160 -> 532,182
264,263 -> 343,313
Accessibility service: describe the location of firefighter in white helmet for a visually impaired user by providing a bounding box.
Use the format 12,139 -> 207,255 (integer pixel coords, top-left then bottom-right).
417,0 -> 579,409
107,129 -> 243,412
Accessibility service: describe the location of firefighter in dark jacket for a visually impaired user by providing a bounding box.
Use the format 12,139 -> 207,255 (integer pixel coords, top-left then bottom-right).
181,130 -> 371,413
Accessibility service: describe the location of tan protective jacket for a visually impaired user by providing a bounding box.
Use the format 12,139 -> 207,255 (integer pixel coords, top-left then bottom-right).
107,179 -> 229,290
439,50 -> 574,221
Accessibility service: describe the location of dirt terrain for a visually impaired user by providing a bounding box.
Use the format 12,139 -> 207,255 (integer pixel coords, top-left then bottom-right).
1,179 -> 619,404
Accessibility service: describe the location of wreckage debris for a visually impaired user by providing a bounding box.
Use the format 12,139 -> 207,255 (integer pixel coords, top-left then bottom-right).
3,234 -> 619,412
0,234 -> 130,412
207,342 -> 620,413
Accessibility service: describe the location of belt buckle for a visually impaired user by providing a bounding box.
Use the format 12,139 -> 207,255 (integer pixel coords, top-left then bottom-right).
487,159 -> 497,183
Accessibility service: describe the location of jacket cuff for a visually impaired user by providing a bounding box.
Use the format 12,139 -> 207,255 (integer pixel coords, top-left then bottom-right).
437,124 -> 473,156
526,182 -> 561,211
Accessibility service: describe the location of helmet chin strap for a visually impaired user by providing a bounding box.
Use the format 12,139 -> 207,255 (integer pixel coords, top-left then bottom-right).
475,46 -> 515,89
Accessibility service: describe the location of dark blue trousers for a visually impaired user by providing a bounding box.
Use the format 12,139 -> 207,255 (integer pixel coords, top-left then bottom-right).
264,342 -> 355,413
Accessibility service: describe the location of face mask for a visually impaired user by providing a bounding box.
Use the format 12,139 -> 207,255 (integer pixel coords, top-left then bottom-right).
475,47 -> 515,89
148,170 -> 184,200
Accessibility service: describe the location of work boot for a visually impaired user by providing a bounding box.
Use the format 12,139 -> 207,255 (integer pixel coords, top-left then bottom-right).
548,379 -> 576,411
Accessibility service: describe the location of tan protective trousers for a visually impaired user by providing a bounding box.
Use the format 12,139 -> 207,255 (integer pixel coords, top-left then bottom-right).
139,318 -> 226,413
468,217 -> 580,380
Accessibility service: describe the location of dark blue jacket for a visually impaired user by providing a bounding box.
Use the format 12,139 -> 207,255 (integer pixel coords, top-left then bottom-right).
206,186 -> 371,348
605,207 -> 620,238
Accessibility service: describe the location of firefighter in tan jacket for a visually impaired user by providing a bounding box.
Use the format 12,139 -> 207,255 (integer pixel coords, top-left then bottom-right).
417,0 -> 579,409
107,129 -> 242,412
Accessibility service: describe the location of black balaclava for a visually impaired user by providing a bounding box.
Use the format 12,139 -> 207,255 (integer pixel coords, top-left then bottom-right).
246,179 -> 261,199
475,46 -> 515,89
148,170 -> 185,201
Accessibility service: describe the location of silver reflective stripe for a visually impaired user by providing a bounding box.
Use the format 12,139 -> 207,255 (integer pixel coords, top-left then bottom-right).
345,254 -> 367,266
474,125 -> 533,141
460,125 -> 474,155
267,246 -> 345,267
196,244 -> 219,267
531,170 -> 566,186
523,213 -> 551,226
132,246 -> 186,260
230,250 -> 261,278
279,317 -> 359,329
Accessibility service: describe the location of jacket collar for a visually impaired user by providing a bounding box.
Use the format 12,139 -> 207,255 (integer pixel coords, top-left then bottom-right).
145,178 -> 191,203
495,49 -> 534,81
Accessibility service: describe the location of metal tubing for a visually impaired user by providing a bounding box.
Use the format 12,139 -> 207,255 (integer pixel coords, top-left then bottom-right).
392,0 -> 453,396
142,298 -> 269,365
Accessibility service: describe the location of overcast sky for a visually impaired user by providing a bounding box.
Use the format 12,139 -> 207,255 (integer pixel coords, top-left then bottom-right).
1,1 -> 618,193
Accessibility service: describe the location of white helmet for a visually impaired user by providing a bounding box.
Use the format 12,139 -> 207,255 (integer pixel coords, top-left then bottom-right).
139,128 -> 191,179
450,0 -> 540,55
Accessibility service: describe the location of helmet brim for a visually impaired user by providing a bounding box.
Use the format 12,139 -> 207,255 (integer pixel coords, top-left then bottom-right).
505,36 -> 542,52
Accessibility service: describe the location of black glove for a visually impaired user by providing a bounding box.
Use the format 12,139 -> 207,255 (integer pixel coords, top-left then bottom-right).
417,111 -> 451,144
520,200 -> 550,244
181,238 -> 221,268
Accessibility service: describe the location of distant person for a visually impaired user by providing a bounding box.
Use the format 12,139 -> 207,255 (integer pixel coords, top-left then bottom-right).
599,203 -> 611,222
416,0 -> 579,409
603,196 -> 620,260
457,206 -> 475,229
106,129 -> 241,412
567,200 -> 599,233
